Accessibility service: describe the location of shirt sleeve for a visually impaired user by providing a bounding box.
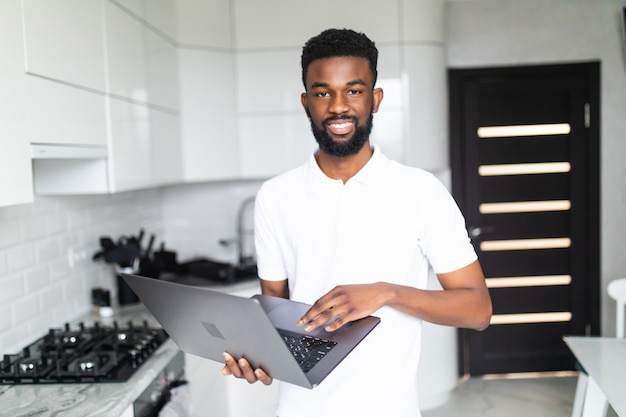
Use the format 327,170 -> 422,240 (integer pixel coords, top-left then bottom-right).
254,182 -> 288,281
419,176 -> 478,274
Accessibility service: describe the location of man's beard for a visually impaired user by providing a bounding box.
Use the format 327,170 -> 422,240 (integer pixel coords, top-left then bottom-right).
310,112 -> 374,158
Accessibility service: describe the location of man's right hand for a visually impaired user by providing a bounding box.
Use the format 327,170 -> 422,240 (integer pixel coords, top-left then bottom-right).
221,352 -> 273,385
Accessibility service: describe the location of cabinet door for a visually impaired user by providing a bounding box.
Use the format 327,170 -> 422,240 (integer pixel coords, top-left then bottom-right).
0,0 -> 33,207
108,98 -> 152,192
108,101 -> 183,192
104,0 -> 148,103
22,0 -> 108,146
151,110 -> 183,186
22,0 -> 106,91
178,49 -> 239,181
145,29 -> 180,111
25,75 -> 108,146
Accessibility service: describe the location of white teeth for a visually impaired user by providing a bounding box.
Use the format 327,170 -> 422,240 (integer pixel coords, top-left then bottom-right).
329,122 -> 351,128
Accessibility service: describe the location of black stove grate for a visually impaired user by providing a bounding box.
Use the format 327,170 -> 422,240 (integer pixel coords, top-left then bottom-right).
1,320 -> 168,384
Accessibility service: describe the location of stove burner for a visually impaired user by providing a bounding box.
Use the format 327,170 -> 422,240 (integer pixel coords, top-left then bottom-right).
0,320 -> 167,384
18,358 -> 38,374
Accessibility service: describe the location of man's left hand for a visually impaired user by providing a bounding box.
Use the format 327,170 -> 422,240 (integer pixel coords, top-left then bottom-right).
297,283 -> 389,332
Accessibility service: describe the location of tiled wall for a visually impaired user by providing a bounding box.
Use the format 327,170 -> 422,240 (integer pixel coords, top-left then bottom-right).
0,181 -> 262,355
160,180 -> 263,264
0,189 -> 163,353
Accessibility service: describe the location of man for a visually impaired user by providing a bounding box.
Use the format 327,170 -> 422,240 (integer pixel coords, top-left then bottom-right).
223,28 -> 492,417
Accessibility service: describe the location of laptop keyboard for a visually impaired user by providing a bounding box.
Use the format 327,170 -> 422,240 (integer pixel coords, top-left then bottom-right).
280,330 -> 337,373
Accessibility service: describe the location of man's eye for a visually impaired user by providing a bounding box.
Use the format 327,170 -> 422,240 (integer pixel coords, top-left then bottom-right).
347,89 -> 362,95
316,91 -> 330,98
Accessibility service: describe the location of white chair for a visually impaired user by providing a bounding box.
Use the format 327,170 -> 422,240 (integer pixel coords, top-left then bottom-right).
607,278 -> 626,338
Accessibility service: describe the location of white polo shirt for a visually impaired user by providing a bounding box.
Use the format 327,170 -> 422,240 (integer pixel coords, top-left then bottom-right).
254,146 -> 477,417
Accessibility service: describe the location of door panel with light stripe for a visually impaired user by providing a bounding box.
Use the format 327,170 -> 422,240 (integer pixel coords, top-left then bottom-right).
449,63 -> 600,375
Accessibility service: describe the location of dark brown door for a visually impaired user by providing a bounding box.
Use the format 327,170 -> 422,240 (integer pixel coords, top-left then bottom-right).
449,62 -> 600,375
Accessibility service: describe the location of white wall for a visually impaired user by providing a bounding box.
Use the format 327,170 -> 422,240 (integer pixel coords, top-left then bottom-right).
446,0 -> 626,335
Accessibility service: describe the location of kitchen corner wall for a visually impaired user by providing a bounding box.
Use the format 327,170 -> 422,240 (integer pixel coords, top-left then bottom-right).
0,190 -> 163,353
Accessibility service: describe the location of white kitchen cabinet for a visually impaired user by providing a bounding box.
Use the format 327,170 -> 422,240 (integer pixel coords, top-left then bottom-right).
175,0 -> 239,183
106,0 -> 179,111
107,99 -> 182,192
104,0 -> 149,104
235,49 -> 313,178
150,109 -> 183,186
144,10 -> 180,111
21,0 -> 106,92
21,0 -> 108,147
233,0 -> 400,50
22,0 -> 109,195
103,0 -> 182,192
0,0 -> 33,207
26,0 -> 183,195
25,75 -> 108,147
178,48 -> 239,182
108,98 -> 152,192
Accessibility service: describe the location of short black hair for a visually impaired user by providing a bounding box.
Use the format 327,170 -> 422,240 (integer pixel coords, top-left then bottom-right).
301,28 -> 378,89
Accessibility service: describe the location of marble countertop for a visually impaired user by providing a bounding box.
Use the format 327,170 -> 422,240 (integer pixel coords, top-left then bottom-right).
0,304 -> 181,417
0,278 -> 261,417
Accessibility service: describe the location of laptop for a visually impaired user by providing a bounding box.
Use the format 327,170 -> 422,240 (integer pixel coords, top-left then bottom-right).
121,273 -> 380,388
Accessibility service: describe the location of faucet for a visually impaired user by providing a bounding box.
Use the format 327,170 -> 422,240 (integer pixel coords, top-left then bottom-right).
219,195 -> 256,269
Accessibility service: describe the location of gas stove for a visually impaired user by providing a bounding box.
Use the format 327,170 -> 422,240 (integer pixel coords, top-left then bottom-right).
0,320 -> 168,384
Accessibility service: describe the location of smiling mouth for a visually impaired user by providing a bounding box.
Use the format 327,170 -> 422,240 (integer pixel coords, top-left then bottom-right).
325,117 -> 355,136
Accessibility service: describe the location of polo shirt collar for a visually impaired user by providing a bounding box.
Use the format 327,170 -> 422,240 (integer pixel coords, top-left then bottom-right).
305,144 -> 387,194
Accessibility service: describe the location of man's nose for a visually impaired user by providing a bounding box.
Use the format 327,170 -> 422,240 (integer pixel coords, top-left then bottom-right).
329,94 -> 349,114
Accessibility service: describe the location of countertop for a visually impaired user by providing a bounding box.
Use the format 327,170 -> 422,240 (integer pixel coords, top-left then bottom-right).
564,336 -> 626,416
0,277 -> 261,417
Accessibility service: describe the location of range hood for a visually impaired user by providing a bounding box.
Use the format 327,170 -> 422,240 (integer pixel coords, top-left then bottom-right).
31,143 -> 110,195
31,143 -> 108,159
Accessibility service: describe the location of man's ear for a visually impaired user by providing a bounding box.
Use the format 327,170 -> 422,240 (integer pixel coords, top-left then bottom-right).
301,92 -> 311,118
372,88 -> 384,113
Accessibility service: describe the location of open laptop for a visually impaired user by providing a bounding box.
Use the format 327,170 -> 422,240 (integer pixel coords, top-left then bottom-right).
121,273 -> 380,389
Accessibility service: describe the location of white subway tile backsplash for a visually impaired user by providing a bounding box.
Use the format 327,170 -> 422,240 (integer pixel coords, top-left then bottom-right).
54,295 -> 80,322
0,250 -> 6,275
0,305 -> 11,333
66,207 -> 90,230
0,322 -> 29,354
0,275 -> 25,305
161,181 -> 263,263
0,220 -> 21,248
39,283 -> 63,312
0,189 -> 164,354
35,238 -> 60,263
49,255 -> 72,282
20,214 -> 47,242
6,244 -> 35,273
45,211 -> 69,236
24,265 -> 50,292
12,293 -> 40,324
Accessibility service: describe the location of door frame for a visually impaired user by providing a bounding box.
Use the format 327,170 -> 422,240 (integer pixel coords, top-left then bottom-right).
448,62 -> 601,375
